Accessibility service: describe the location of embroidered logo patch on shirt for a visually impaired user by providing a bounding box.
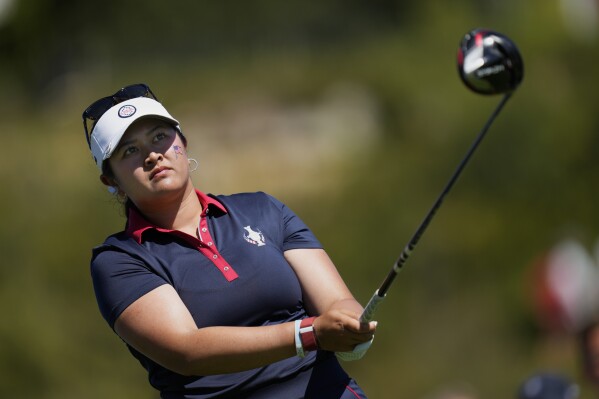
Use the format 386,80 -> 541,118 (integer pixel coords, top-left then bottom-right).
243,226 -> 266,246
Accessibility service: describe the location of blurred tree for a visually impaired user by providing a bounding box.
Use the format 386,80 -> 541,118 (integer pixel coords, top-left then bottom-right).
0,0 -> 421,102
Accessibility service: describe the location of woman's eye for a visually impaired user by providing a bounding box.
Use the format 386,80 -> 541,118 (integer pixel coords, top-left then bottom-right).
154,132 -> 167,142
123,146 -> 138,156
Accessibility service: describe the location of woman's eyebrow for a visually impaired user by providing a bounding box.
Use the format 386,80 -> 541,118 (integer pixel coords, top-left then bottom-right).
115,124 -> 167,152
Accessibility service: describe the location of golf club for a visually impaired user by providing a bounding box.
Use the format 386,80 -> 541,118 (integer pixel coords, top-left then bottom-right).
336,29 -> 524,361
360,28 -> 524,324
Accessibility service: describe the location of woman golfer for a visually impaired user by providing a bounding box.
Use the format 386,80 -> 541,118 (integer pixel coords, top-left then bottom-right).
83,84 -> 377,398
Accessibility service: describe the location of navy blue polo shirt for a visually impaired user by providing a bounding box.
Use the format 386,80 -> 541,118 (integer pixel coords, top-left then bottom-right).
90,190 -> 360,398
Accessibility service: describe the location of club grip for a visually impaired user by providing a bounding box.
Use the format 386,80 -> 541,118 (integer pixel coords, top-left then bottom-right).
360,290 -> 386,323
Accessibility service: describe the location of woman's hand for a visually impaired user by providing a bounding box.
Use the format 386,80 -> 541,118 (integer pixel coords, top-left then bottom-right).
313,307 -> 377,353
284,249 -> 378,355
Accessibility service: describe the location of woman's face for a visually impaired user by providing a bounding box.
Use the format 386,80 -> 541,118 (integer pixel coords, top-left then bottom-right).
103,118 -> 192,209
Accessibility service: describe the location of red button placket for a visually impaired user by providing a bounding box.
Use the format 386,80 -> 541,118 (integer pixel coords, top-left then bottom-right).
197,208 -> 239,282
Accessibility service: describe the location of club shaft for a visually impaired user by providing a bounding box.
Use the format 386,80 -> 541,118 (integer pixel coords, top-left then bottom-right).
360,93 -> 512,322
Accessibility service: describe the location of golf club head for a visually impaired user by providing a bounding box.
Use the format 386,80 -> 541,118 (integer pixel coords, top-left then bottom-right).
457,28 -> 524,95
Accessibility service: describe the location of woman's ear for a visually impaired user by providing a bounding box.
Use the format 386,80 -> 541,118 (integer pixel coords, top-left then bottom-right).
100,174 -> 115,187
100,175 -> 123,195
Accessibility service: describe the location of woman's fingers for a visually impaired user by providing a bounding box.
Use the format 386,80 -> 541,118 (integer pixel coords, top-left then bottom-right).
313,310 -> 377,352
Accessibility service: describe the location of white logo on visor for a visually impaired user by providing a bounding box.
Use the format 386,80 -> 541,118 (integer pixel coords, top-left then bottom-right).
118,105 -> 137,118
243,226 -> 266,247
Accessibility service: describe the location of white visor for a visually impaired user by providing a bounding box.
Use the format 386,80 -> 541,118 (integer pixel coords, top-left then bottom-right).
90,97 -> 180,171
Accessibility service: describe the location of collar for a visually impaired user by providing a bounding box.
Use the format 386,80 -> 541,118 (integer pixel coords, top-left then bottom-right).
126,189 -> 227,244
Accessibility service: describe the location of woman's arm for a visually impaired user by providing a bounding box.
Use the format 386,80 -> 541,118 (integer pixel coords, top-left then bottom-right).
284,248 -> 377,352
113,248 -> 375,376
114,284 -> 296,376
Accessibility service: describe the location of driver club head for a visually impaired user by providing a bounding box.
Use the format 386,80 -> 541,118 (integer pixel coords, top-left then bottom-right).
457,28 -> 524,95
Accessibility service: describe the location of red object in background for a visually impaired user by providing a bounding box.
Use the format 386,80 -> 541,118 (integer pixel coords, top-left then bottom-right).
529,239 -> 599,334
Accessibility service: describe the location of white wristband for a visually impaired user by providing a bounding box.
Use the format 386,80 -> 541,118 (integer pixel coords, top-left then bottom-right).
294,320 -> 305,358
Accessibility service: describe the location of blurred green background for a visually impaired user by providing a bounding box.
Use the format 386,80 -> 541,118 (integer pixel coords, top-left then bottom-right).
1,0 -> 598,398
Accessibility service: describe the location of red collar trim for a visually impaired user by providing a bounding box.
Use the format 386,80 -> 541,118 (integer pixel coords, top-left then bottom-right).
126,190 -> 227,244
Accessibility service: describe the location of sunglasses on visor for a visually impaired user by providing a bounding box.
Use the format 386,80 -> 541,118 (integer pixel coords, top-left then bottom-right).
82,83 -> 158,148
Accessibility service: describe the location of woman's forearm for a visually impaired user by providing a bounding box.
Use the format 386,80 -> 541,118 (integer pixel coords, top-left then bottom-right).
131,323 -> 297,376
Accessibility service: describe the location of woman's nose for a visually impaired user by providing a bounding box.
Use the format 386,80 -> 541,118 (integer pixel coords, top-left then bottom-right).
145,151 -> 164,166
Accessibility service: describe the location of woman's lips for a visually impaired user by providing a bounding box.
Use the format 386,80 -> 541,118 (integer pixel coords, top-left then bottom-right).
150,166 -> 171,180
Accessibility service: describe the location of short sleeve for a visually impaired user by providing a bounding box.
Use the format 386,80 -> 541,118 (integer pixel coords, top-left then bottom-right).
90,248 -> 168,328
265,194 -> 323,251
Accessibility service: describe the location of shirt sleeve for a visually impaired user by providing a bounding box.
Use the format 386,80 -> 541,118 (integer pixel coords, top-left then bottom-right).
90,247 -> 168,329
265,194 -> 323,251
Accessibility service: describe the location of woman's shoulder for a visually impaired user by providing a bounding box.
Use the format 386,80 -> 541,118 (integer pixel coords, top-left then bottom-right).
97,230 -> 133,245
211,191 -> 284,208
212,190 -> 271,201
92,231 -> 139,258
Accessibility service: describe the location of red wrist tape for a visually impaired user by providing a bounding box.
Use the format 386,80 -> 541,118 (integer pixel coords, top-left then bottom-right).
299,316 -> 318,352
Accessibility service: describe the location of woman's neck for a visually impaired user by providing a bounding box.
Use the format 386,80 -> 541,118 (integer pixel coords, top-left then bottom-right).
136,183 -> 203,236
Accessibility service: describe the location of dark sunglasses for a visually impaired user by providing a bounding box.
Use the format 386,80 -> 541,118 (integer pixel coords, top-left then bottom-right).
82,83 -> 158,148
